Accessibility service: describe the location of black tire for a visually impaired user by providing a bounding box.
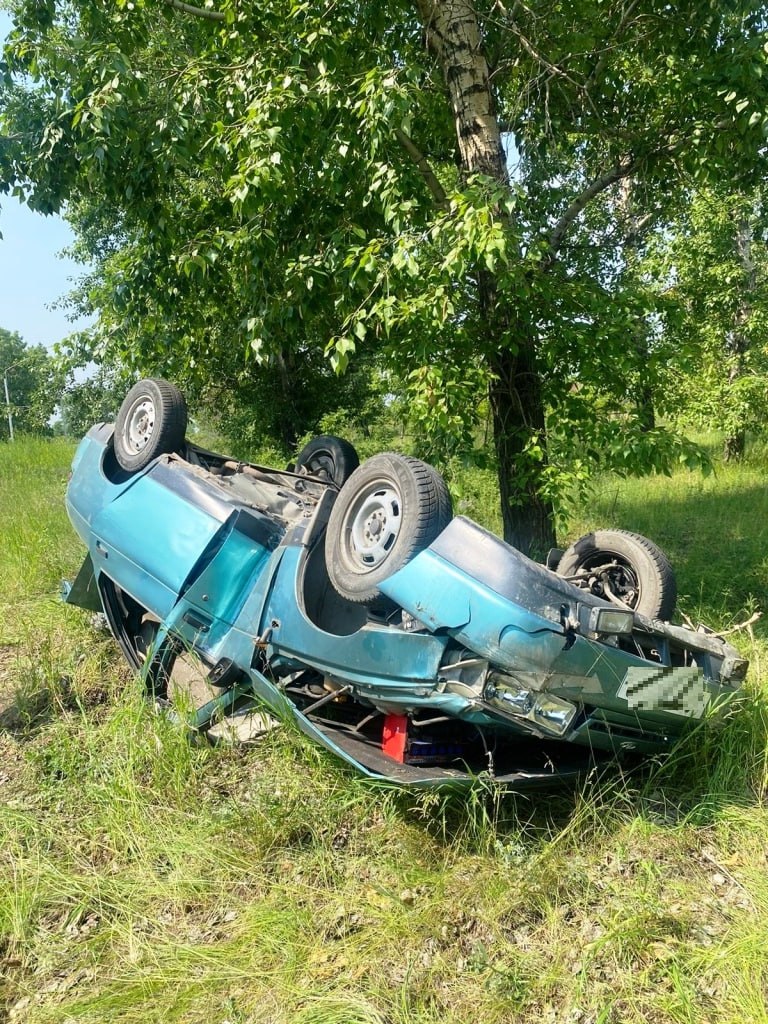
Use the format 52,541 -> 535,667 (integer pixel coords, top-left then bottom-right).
325,453 -> 453,603
113,379 -> 188,473
295,435 -> 360,487
557,529 -> 677,620
425,462 -> 454,535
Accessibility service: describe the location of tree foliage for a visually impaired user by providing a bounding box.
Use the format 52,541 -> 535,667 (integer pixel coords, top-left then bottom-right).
55,362 -> 134,438
0,328 -> 60,438
647,186 -> 768,461
3,0 -> 768,549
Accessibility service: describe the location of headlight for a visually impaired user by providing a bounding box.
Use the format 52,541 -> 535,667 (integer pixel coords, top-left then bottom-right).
584,606 -> 634,636
484,672 -> 577,736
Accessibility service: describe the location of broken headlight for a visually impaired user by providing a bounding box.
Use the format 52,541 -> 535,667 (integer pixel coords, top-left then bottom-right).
484,671 -> 577,737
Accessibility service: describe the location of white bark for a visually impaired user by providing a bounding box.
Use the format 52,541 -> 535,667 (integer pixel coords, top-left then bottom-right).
415,0 -> 506,182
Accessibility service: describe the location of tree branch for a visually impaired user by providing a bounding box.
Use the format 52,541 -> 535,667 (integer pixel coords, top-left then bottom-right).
547,156 -> 634,256
395,128 -> 447,208
505,20 -> 582,88
546,121 -> 717,258
162,0 -> 225,22
626,210 -> 658,247
587,0 -> 642,89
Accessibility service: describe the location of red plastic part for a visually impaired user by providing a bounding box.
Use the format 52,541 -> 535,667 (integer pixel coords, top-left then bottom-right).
382,713 -> 408,762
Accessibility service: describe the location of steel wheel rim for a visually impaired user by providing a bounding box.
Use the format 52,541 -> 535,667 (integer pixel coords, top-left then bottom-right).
345,482 -> 402,570
305,452 -> 335,481
124,396 -> 156,453
581,551 -> 640,608
603,561 -> 639,607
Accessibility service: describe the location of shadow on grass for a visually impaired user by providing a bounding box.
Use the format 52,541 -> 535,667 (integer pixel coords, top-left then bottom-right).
0,674 -> 76,735
376,689 -> 768,856
0,639 -> 110,739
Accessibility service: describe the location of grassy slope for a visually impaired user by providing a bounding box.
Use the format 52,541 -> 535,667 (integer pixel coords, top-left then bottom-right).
1,438 -> 767,1024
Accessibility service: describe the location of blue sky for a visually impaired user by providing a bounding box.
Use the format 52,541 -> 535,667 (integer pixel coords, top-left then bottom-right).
0,10 -> 91,351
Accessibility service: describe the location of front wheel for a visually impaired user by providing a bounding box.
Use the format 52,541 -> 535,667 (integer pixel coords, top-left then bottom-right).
113,378 -> 188,473
325,453 -> 453,603
556,529 -> 677,620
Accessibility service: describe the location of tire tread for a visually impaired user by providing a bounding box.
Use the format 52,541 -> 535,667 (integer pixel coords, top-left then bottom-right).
295,435 -> 359,486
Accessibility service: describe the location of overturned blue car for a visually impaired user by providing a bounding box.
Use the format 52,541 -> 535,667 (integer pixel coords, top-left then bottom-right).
64,379 -> 747,788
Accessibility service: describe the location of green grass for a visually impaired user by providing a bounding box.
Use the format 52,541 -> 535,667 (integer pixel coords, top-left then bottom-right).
1,435 -> 768,1023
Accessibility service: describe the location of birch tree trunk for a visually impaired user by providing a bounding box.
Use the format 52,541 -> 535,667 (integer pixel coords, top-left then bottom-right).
723,216 -> 755,461
415,0 -> 556,554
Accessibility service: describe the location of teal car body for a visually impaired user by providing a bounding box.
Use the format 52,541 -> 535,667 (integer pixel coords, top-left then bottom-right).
65,422 -> 747,788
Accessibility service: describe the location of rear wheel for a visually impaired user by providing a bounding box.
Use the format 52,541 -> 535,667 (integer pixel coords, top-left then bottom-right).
295,435 -> 359,487
113,378 -> 187,473
557,529 -> 677,620
325,453 -> 452,603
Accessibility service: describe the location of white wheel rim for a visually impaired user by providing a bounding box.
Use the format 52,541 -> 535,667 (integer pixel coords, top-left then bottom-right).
346,483 -> 402,569
124,396 -> 156,453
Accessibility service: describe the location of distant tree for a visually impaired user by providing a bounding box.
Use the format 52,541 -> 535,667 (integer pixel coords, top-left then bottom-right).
57,362 -> 133,438
0,329 -> 61,438
648,187 -> 768,460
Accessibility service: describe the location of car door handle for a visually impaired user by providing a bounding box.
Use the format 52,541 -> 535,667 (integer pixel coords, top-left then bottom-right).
182,610 -> 212,633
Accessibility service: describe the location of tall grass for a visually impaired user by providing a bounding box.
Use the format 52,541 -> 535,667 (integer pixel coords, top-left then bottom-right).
0,436 -> 767,1023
